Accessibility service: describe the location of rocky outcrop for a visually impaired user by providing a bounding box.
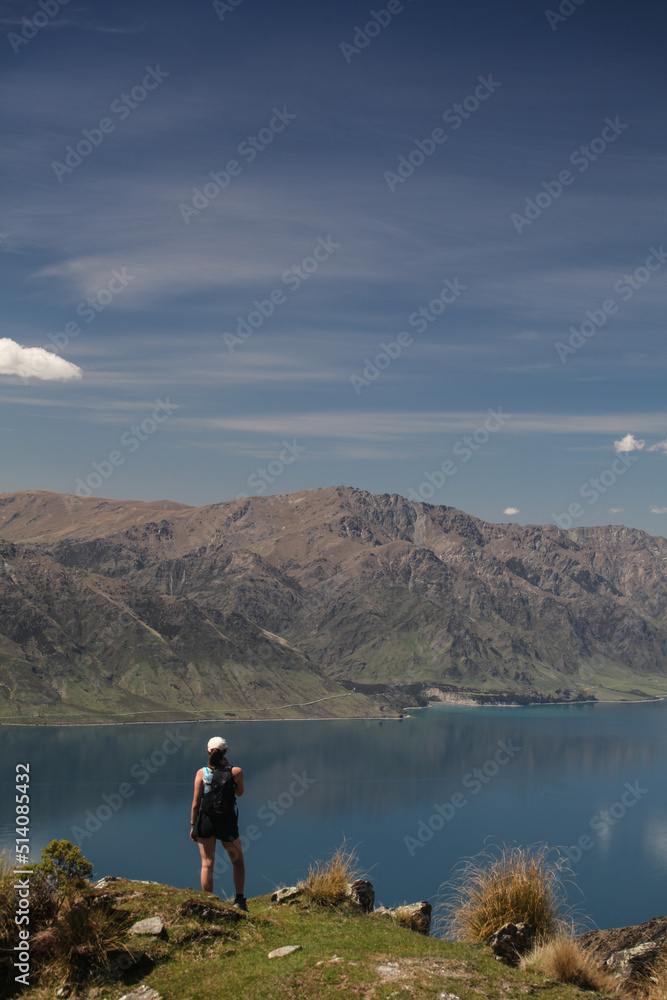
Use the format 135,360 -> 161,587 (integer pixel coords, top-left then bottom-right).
269,880 -> 375,912
270,879 -> 432,933
578,916 -> 667,984
606,941 -> 659,981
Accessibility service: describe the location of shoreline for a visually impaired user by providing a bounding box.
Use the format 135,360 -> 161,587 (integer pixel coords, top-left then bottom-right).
1,693 -> 664,727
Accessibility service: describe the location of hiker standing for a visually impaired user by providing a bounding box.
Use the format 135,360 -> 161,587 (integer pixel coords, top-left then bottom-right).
190,736 -> 247,911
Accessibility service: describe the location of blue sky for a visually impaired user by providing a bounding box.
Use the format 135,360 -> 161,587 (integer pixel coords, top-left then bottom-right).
1,0 -> 665,534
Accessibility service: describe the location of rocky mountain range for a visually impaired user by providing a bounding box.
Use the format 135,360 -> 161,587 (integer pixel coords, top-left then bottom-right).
1,486 -> 666,723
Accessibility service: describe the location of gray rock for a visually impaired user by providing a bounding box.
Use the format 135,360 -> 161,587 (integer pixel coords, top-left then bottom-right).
93,876 -> 161,889
347,879 -> 375,912
130,917 -> 165,937
374,901 -> 431,935
376,963 -> 401,978
489,922 -> 535,965
268,944 -> 302,959
93,876 -> 119,888
606,940 -> 658,980
117,987 -> 162,1000
270,885 -> 304,905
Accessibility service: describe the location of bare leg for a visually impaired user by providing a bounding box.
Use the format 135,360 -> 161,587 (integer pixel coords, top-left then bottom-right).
222,837 -> 245,897
197,836 -> 216,892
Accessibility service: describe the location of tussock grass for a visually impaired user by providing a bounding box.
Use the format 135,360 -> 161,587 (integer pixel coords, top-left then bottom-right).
636,953 -> 667,1000
302,843 -> 362,907
0,844 -> 131,995
522,935 -> 617,992
438,844 -> 572,943
37,889 -> 131,985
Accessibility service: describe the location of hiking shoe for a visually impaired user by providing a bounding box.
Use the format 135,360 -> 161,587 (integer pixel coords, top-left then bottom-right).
233,897 -> 248,912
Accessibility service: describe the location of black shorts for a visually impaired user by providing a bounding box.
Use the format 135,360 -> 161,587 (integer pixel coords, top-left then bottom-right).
194,811 -> 239,844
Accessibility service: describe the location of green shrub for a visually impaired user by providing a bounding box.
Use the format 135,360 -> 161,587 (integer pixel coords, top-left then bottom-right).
35,840 -> 93,895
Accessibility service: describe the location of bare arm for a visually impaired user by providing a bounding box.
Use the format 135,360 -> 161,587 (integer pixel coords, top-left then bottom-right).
190,769 -> 204,836
232,765 -> 244,797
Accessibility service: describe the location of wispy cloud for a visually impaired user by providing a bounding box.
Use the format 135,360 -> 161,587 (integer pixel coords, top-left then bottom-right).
174,411 -> 667,442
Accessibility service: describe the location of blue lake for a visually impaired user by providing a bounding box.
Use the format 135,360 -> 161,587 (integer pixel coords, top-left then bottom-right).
2,700 -> 667,934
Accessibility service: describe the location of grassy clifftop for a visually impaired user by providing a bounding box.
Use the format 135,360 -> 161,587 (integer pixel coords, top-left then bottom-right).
8,877 -> 611,1000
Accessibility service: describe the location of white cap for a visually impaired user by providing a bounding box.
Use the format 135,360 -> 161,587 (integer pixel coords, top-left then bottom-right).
207,736 -> 227,752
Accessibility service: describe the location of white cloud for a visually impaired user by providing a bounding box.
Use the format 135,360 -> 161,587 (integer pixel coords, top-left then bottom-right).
608,508 -> 624,513
614,433 -> 646,453
648,440 -> 667,454
504,507 -> 520,515
650,506 -> 667,515
0,338 -> 82,381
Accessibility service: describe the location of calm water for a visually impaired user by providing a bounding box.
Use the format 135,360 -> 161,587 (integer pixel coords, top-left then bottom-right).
2,701 -> 667,933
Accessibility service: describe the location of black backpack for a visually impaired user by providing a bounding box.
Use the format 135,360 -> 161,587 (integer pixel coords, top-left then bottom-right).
200,765 -> 237,822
